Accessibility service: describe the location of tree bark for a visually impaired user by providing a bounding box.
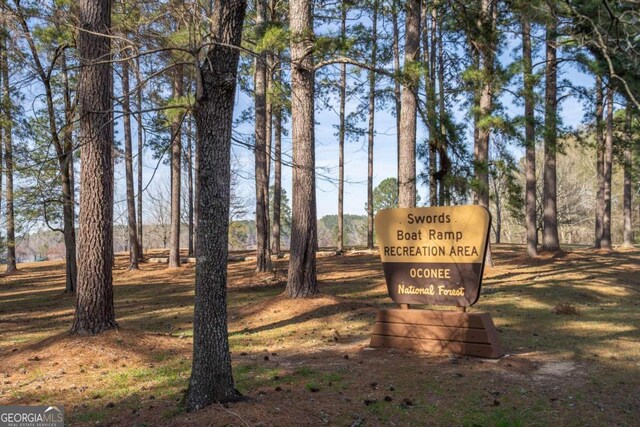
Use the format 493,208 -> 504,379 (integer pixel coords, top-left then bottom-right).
594,75 -> 604,248
122,57 -> 139,269
474,0 -> 494,212
436,6 -> 449,205
492,178 -> 502,243
366,1 -> 378,249
285,0 -> 318,297
600,86 -> 614,250
194,123 -> 200,258
135,56 -> 144,258
622,106 -> 633,248
187,116 -> 194,256
169,64 -> 184,268
266,58 -> 273,184
71,0 -> 117,335
542,17 -> 560,252
254,0 -> 272,272
398,0 -> 420,208
522,17 -> 537,257
271,65 -> 282,257
2,31 -> 17,273
392,2 -> 401,193
424,4 -> 437,206
338,4 -> 347,253
0,54 -> 3,254
61,52 -> 78,291
184,0 -> 246,410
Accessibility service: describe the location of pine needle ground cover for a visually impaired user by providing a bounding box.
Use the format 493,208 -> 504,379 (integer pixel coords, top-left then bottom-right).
0,246 -> 638,426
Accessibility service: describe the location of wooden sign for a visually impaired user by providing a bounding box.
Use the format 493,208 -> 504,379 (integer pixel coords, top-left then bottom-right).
375,206 -> 491,307
370,308 -> 504,358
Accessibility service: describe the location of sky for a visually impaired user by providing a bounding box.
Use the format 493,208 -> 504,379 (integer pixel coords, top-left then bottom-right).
110,27 -> 597,224
220,57 -> 595,221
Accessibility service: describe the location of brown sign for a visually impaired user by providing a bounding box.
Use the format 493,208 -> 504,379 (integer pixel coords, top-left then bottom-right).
375,206 -> 491,306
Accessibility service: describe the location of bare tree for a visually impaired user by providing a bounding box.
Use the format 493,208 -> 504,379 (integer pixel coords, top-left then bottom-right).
147,181 -> 172,249
10,3 -> 77,290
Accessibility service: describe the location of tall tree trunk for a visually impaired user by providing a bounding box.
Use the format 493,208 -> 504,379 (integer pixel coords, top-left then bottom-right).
135,56 -> 144,258
601,86 -> 614,250
71,0 -> 117,335
254,0 -> 271,272
61,52 -> 78,291
522,17 -> 537,257
594,75 -> 604,248
184,0 -> 246,410
471,46 -> 480,207
286,0 -> 318,297
492,179 -> 501,243
474,0 -> 494,212
0,54 -> 3,259
169,65 -> 184,268
2,30 -> 17,273
392,1 -> 401,193
472,0 -> 496,266
122,57 -> 139,269
366,1 -> 378,249
271,66 -> 282,257
187,116 -> 194,256
337,4 -> 347,253
542,17 -> 560,252
193,123 -> 200,257
424,4 -> 438,206
398,0 -> 420,208
622,106 -> 633,248
266,58 -> 273,184
436,5 -> 449,205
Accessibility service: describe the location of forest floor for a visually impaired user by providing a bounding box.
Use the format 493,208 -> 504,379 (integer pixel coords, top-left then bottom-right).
0,245 -> 639,426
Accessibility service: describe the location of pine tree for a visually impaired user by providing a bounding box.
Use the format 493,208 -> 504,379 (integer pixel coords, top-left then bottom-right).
71,0 -> 118,335
121,54 -> 139,269
522,15 -> 537,256
398,0 -> 420,208
286,0 -> 318,297
542,14 -> 560,252
254,0 -> 272,272
185,0 -> 247,410
1,26 -> 17,273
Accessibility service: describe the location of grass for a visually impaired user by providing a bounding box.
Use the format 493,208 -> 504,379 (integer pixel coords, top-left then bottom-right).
0,246 -> 639,425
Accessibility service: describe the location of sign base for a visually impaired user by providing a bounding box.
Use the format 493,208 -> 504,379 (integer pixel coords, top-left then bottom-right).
369,308 -> 504,359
